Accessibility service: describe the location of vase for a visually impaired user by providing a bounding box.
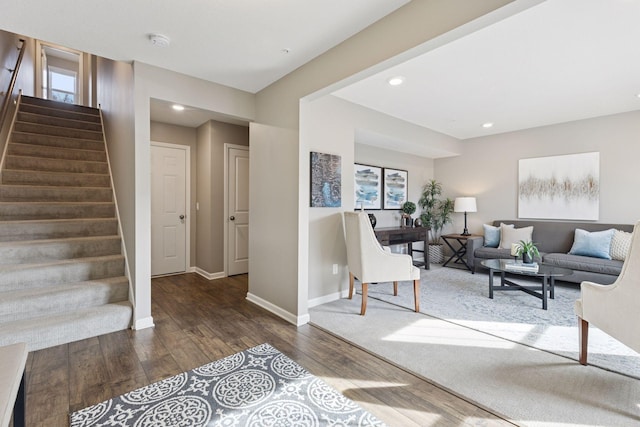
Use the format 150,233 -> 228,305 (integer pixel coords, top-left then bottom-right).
413,218 -> 422,227
428,244 -> 445,264
368,213 -> 377,229
523,253 -> 533,264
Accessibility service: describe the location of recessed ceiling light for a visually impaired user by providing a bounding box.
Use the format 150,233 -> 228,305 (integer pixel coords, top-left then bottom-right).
387,76 -> 405,86
149,33 -> 170,48
172,104 -> 185,111
482,122 -> 494,128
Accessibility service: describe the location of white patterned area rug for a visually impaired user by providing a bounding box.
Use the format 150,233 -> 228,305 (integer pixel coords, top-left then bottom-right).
366,265 -> 640,379
70,343 -> 385,427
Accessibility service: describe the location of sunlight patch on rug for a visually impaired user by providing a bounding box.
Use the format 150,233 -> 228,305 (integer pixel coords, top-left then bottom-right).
70,343 -> 386,427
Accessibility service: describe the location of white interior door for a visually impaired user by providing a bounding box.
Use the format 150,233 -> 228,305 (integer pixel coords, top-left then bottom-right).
227,146 -> 250,276
151,144 -> 187,276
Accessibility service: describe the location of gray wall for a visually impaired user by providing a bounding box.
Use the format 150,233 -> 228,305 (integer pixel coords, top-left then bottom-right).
435,110 -> 640,235
150,121 -> 198,267
195,119 -> 249,275
96,56 -> 136,315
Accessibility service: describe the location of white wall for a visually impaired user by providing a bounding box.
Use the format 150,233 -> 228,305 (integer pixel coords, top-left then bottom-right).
301,96 -> 456,309
436,110 -> 640,235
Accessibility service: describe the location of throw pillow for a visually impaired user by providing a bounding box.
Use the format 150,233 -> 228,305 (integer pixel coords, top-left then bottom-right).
483,223 -> 514,247
499,225 -> 533,249
610,229 -> 633,261
569,228 -> 615,260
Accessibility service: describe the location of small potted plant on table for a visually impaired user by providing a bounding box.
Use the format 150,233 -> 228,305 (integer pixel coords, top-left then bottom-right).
401,201 -> 416,228
515,240 -> 540,264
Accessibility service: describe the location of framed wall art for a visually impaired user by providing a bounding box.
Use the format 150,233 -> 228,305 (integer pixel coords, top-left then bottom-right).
354,163 -> 382,210
383,168 -> 407,210
310,151 -> 341,207
518,152 -> 599,220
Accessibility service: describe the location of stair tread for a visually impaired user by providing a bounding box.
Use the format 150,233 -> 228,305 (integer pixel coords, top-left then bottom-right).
6,154 -> 107,165
1,276 -> 128,299
0,235 -> 120,247
2,168 -> 110,176
11,131 -> 106,149
0,217 -> 117,225
9,141 -> 106,155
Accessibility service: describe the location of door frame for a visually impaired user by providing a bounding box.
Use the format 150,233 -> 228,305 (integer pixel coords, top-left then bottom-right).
150,141 -> 191,275
224,143 -> 250,276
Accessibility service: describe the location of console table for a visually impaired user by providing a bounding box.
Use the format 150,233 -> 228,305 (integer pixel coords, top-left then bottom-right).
374,226 -> 430,269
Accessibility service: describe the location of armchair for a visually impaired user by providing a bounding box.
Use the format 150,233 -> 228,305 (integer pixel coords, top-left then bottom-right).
343,211 -> 420,315
575,220 -> 640,365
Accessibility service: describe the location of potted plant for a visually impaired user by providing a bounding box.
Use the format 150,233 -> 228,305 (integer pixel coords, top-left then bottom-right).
515,240 -> 540,264
418,179 -> 454,263
401,201 -> 416,228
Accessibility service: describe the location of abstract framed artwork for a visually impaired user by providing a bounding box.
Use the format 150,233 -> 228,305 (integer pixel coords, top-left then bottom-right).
383,168 -> 408,210
310,151 -> 341,207
354,163 -> 382,210
518,152 -> 599,220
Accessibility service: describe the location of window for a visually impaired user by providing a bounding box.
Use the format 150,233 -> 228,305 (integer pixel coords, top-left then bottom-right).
48,66 -> 76,104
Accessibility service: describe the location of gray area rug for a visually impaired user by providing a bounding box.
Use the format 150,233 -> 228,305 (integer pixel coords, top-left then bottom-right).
309,266 -> 640,426
70,343 -> 385,427
368,266 -> 640,379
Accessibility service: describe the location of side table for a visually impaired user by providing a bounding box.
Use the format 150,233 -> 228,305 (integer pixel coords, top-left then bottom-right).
441,233 -> 481,273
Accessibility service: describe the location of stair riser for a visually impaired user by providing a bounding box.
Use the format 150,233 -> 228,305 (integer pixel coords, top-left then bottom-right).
8,142 -> 107,162
0,302 -> 132,352
21,96 -> 99,116
2,170 -> 111,187
0,238 -> 121,265
14,122 -> 103,141
0,186 -> 112,202
12,132 -> 105,151
5,155 -> 108,174
17,112 -> 103,132
0,203 -> 115,220
0,219 -> 118,242
0,256 -> 125,292
18,104 -> 101,123
0,281 -> 129,323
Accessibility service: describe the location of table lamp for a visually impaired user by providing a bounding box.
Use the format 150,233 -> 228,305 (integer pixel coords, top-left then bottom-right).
454,197 -> 477,236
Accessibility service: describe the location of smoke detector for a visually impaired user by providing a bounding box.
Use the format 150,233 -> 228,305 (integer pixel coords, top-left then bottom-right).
149,34 -> 170,48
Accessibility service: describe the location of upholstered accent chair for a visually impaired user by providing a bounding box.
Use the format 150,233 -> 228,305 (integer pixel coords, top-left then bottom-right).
343,211 -> 420,315
575,220 -> 640,365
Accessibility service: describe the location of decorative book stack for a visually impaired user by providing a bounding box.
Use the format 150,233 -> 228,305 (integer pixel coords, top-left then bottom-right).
504,261 -> 539,273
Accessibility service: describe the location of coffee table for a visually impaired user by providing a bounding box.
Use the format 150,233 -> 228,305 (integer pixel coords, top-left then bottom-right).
480,259 -> 573,310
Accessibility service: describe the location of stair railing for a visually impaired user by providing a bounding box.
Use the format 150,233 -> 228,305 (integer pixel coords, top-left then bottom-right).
0,39 -> 26,134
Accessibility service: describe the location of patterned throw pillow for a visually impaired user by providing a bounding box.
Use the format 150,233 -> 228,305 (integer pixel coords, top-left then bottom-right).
610,229 -> 633,261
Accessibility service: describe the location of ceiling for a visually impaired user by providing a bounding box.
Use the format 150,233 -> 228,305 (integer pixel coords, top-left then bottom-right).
2,0 -> 639,142
333,0 -> 640,140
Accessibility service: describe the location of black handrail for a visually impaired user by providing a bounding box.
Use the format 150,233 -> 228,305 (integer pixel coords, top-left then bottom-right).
0,39 -> 26,132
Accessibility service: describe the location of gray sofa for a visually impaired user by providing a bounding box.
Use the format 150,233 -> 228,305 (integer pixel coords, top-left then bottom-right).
467,220 -> 633,285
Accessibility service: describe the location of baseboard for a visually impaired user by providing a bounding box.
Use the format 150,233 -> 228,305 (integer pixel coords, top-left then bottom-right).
246,293 -> 309,326
307,289 -> 349,308
194,267 -> 226,280
133,316 -> 154,330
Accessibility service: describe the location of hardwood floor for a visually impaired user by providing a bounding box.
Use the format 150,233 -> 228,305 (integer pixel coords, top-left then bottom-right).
24,273 -> 515,426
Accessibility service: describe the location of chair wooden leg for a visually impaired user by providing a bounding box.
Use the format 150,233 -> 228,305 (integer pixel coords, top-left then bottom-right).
360,283 -> 368,315
413,279 -> 420,312
579,317 -> 589,365
393,281 -> 398,296
348,273 -> 354,299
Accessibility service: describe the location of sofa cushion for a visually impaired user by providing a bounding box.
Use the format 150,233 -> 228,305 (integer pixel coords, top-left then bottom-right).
569,228 -> 615,260
611,229 -> 633,261
483,223 -> 513,248
499,225 -> 533,249
543,253 -> 624,276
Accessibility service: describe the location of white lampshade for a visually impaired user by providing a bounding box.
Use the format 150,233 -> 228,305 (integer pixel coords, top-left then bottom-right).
454,197 -> 477,213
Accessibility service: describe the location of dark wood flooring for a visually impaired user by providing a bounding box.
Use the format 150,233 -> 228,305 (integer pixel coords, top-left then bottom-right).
24,273 -> 515,426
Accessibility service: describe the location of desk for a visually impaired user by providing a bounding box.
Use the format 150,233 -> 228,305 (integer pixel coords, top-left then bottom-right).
374,226 -> 430,269
441,233 -> 481,273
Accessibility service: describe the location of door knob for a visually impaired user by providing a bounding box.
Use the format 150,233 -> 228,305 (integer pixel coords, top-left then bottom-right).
179,215 -> 185,220
230,216 -> 235,221
179,214 -> 185,223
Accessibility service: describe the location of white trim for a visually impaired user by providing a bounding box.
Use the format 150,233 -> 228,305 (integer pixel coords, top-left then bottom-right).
150,141 -> 191,275
133,316 -> 155,330
194,267 -> 226,281
224,143 -> 250,276
307,289 -> 349,308
246,293 -> 309,326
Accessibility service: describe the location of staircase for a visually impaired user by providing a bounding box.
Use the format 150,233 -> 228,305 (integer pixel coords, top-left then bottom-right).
0,95 -> 132,351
